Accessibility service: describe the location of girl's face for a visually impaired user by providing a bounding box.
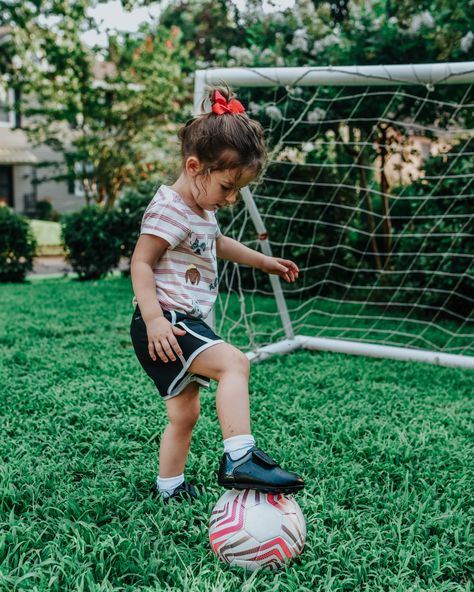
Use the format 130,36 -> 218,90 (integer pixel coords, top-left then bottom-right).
188,159 -> 258,212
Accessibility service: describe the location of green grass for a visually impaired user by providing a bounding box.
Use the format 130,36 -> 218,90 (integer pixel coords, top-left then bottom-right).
0,277 -> 473,591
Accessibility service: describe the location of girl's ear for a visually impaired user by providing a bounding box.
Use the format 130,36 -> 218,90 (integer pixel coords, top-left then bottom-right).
185,156 -> 203,177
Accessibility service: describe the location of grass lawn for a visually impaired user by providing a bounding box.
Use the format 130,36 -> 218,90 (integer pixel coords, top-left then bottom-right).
0,276 -> 472,591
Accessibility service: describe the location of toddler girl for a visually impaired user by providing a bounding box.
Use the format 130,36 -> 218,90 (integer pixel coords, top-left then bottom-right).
130,86 -> 304,502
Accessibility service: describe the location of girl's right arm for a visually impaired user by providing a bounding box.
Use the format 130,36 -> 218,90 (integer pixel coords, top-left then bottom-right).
131,235 -> 185,363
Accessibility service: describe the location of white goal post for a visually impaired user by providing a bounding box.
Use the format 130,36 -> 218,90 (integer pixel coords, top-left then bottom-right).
194,63 -> 474,369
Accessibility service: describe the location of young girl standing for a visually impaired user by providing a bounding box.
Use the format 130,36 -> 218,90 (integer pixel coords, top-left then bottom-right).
130,87 -> 304,502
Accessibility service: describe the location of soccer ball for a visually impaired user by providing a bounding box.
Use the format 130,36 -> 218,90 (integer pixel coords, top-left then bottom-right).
209,489 -> 306,571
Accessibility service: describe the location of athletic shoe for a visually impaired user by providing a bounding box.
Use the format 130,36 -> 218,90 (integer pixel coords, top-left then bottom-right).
150,481 -> 198,503
218,446 -> 304,494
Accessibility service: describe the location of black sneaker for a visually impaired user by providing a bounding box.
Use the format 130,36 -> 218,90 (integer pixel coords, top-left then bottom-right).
218,446 -> 304,494
150,481 -> 198,503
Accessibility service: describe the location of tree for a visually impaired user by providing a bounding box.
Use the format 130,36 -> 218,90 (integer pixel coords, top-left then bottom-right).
1,1 -> 188,208
155,0 -> 472,293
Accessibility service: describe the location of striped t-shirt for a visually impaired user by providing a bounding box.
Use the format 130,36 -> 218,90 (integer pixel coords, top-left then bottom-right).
138,184 -> 220,320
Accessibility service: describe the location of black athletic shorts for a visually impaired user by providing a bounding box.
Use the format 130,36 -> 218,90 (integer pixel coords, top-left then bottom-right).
130,306 -> 223,400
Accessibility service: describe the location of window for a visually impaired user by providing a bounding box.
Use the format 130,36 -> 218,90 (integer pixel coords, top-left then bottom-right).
0,166 -> 14,207
14,88 -> 21,128
0,87 -> 14,127
72,162 -> 95,197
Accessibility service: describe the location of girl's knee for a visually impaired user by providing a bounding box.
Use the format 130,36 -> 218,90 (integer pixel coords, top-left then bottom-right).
236,351 -> 250,376
218,348 -> 250,379
169,400 -> 200,431
166,385 -> 200,430
189,343 -> 250,381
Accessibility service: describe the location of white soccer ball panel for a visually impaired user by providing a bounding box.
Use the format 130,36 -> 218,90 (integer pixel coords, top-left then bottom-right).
244,504 -> 283,543
209,490 -> 306,571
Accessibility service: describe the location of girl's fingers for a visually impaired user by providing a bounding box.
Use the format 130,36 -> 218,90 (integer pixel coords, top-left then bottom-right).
169,337 -> 183,358
148,343 -> 157,362
161,339 -> 176,362
285,259 -> 299,273
154,341 -> 169,363
149,335 -> 183,362
172,326 -> 187,336
284,260 -> 299,280
151,340 -> 167,363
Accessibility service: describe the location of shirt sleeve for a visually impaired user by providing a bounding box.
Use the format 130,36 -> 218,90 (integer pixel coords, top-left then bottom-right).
141,201 -> 190,248
213,212 -> 221,237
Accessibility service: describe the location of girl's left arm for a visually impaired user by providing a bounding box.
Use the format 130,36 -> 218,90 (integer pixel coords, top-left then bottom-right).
216,234 -> 299,283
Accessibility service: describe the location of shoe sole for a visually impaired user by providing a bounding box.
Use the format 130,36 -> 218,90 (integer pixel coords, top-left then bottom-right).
220,482 -> 304,494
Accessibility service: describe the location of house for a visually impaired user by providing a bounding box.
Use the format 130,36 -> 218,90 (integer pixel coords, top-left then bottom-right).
0,92 -> 78,215
0,26 -> 120,217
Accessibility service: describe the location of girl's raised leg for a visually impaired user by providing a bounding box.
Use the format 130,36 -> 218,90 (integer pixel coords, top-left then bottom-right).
188,343 -> 251,438
188,342 -> 304,493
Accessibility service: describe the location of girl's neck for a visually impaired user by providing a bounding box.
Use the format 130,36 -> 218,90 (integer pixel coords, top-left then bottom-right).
169,174 -> 205,217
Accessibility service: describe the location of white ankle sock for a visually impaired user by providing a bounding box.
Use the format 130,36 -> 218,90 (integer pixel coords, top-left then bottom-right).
223,434 -> 256,460
156,473 -> 184,498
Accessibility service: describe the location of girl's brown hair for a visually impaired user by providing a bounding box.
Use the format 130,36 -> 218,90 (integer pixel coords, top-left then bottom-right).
177,84 -> 267,185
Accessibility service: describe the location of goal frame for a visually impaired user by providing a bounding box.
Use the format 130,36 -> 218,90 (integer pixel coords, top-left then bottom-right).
194,62 -> 474,369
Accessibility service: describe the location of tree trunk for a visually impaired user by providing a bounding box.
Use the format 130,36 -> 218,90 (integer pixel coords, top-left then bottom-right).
378,124 -> 393,270
358,151 -> 383,272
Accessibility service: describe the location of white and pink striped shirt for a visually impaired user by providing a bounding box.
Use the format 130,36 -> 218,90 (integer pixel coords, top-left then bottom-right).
137,184 -> 220,319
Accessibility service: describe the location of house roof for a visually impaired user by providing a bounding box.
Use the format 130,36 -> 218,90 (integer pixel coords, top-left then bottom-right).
0,147 -> 38,164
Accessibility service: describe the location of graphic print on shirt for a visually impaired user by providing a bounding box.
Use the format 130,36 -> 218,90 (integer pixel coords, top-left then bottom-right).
209,277 -> 218,291
185,264 -> 201,285
189,298 -> 204,319
190,234 -> 207,255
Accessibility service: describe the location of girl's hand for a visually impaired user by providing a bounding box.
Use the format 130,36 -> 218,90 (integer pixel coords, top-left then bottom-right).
261,256 -> 299,283
146,317 -> 187,363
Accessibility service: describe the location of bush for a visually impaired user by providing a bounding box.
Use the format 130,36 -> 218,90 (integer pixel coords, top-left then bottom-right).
375,154 -> 473,318
61,206 -> 122,280
36,199 -> 61,222
0,206 -> 37,282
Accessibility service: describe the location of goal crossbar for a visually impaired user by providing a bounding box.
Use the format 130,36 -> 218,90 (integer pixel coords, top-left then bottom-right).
194,62 -> 474,111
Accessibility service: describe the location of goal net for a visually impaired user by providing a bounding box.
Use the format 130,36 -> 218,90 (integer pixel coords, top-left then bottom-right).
194,63 -> 474,368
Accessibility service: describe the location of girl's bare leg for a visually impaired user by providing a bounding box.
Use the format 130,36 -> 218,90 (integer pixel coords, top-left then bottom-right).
188,341 -> 304,493
159,382 -> 200,477
188,343 -> 251,439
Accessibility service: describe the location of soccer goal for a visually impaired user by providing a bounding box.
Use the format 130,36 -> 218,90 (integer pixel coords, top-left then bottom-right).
194,62 -> 474,369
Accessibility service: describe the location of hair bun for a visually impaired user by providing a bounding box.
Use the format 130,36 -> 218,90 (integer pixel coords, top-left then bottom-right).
207,84 -> 235,106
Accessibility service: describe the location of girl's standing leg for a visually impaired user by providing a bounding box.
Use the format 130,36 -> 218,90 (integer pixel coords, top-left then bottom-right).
159,381 -> 200,477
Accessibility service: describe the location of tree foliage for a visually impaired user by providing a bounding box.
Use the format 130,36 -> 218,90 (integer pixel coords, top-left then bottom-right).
1,1 -> 188,208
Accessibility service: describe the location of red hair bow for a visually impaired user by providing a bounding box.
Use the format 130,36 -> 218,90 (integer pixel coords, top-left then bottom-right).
212,90 -> 245,115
